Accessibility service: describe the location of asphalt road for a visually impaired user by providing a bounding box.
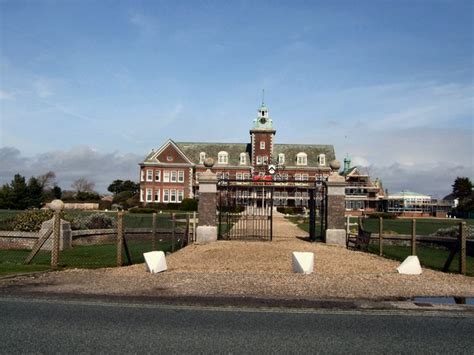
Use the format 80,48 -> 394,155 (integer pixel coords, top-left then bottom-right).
0,297 -> 473,354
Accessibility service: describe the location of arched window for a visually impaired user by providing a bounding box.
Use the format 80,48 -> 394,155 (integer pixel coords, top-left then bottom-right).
296,152 -> 307,166
278,153 -> 285,165
240,153 -> 246,165
218,151 -> 228,164
318,154 -> 326,166
199,152 -> 206,164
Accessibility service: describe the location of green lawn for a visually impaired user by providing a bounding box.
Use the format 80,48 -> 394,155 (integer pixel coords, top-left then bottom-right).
360,218 -> 466,235
0,239 -> 180,277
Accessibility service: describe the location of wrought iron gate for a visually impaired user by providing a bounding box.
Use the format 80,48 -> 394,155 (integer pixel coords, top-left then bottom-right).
217,179 -> 326,241
217,181 -> 274,241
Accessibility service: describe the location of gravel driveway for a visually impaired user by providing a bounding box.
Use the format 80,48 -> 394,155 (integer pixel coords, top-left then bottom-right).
1,213 -> 473,300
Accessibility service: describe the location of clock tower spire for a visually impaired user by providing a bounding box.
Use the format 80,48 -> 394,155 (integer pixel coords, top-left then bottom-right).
250,96 -> 276,174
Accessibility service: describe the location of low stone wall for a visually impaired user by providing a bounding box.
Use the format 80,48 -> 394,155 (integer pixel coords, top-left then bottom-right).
44,202 -> 100,210
0,231 -> 38,249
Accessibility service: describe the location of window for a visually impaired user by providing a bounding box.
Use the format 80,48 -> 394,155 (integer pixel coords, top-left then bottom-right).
236,173 -> 243,180
146,188 -> 152,202
257,156 -> 263,165
199,152 -> 206,164
171,171 -> 177,182
146,169 -> 153,181
140,189 -> 144,202
282,173 -> 289,180
196,172 -> 202,181
163,189 -> 170,202
154,190 -> 160,202
223,172 -> 230,180
262,156 -> 268,164
296,152 -> 307,166
141,170 -> 145,182
218,151 -> 228,164
178,171 -> 184,183
295,174 -> 302,181
318,154 -> 326,166
243,173 -> 250,179
278,153 -> 285,165
177,190 -> 184,202
302,174 -> 309,181
164,171 -> 170,182
170,189 -> 177,202
260,141 -> 265,149
155,170 -> 161,182
240,153 -> 246,165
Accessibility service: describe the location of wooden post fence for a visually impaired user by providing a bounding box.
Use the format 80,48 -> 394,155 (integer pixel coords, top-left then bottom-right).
459,222 -> 467,275
151,212 -> 157,250
379,217 -> 383,256
116,211 -> 124,266
51,211 -> 60,268
192,211 -> 197,243
411,219 -> 416,255
171,213 -> 176,252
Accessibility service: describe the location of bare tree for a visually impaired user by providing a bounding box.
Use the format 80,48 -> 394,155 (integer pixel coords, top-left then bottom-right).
71,177 -> 95,193
37,171 -> 56,189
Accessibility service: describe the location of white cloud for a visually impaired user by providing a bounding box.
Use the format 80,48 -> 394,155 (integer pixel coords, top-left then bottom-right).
0,90 -> 15,100
33,77 -> 54,98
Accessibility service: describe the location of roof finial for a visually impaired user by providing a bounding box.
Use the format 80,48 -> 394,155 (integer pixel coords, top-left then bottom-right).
262,89 -> 265,106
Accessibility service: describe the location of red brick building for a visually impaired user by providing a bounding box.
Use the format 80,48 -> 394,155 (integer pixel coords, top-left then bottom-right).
139,103 -> 335,206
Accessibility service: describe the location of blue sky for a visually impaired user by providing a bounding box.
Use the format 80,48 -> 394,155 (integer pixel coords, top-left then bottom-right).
0,0 -> 473,196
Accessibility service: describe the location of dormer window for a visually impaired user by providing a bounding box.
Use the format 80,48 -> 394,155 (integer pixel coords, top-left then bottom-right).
278,153 -> 285,165
218,151 -> 228,164
318,154 -> 326,166
199,152 -> 206,164
296,152 -> 307,166
240,153 -> 246,165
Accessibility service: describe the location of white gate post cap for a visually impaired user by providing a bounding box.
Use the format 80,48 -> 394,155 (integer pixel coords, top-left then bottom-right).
396,255 -> 422,275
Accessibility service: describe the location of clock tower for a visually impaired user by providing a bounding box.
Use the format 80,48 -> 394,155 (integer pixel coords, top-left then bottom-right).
250,102 -> 276,175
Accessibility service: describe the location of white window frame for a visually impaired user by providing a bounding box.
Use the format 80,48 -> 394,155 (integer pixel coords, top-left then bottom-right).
260,141 -> 265,149
146,169 -> 153,182
295,174 -> 302,181
154,189 -> 160,202
278,153 -> 285,165
262,156 -> 268,164
240,153 -> 246,165
146,188 -> 153,202
164,171 -> 170,182
155,170 -> 161,182
178,171 -> 184,183
218,151 -> 228,164
318,154 -> 326,166
171,171 -> 177,182
170,189 -> 177,203
236,173 -> 243,180
199,152 -> 206,164
257,156 -> 263,165
177,190 -> 184,202
302,174 -> 309,181
141,170 -> 145,182
243,173 -> 250,179
296,152 -> 307,166
163,189 -> 170,202
223,172 -> 230,180
140,188 -> 144,202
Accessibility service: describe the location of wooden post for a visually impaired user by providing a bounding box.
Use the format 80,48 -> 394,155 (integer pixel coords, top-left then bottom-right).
192,211 -> 197,243
346,215 -> 350,235
411,219 -> 416,255
186,213 -> 190,245
116,211 -> 124,266
379,217 -> 383,256
171,213 -> 176,252
151,213 -> 157,250
51,211 -> 60,268
459,222 -> 467,275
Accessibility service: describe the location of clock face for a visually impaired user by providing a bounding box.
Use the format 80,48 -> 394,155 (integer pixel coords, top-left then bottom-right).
259,117 -> 267,124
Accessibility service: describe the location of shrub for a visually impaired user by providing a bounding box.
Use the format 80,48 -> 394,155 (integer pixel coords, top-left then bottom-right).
277,207 -> 304,215
180,198 -> 198,211
7,210 -> 74,232
432,226 -> 459,238
128,207 -> 157,214
367,212 -> 397,219
72,213 -> 116,230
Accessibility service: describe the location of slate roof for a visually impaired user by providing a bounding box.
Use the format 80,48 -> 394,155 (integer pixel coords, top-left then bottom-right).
273,144 -> 335,166
176,142 -> 252,166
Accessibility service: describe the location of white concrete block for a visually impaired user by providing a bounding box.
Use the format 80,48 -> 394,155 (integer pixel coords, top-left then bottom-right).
292,252 -> 314,274
397,255 -> 422,275
196,226 -> 217,244
143,251 -> 167,274
325,229 -> 346,246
